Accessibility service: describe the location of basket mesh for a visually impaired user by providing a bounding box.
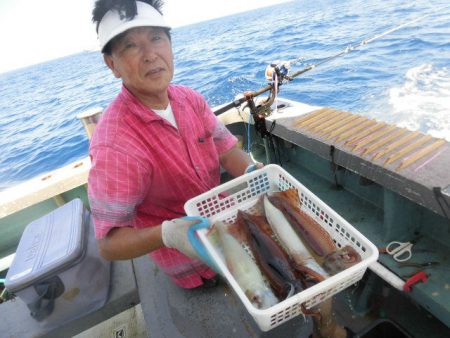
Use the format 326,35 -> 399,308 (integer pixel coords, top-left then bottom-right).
185,165 -> 377,331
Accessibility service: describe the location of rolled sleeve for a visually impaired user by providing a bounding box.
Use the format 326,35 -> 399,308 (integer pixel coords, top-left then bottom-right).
88,146 -> 150,239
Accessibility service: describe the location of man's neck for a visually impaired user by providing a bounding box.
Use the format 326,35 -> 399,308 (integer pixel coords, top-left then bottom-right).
128,86 -> 170,110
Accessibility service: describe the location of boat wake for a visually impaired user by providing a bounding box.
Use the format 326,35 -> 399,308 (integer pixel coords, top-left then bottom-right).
388,64 -> 450,141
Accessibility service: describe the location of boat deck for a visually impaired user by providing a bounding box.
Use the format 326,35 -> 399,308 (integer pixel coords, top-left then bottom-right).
2,101 -> 450,337
4,254 -> 449,337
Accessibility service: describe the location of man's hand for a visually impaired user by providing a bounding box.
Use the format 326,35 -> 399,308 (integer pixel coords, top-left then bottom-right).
244,162 -> 264,174
161,218 -> 201,260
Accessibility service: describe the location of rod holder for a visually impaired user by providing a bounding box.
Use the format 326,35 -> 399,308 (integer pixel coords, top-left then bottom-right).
76,107 -> 103,140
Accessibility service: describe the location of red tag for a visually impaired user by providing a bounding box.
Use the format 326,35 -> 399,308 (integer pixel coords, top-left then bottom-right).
403,272 -> 427,292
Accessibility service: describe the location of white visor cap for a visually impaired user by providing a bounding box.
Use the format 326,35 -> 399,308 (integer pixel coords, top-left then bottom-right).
98,1 -> 171,52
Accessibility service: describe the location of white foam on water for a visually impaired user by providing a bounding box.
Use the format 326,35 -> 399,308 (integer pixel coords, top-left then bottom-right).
388,64 -> 450,141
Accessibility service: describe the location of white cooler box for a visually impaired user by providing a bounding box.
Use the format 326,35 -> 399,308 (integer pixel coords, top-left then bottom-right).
5,198 -> 111,329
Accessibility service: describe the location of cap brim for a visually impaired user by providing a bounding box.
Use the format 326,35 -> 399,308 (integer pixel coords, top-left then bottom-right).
98,1 -> 171,52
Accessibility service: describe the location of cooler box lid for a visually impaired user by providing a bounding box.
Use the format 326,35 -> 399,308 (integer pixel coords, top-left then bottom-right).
5,198 -> 86,292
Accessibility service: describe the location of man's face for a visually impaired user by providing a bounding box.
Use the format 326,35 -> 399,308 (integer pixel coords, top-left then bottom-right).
104,27 -> 174,100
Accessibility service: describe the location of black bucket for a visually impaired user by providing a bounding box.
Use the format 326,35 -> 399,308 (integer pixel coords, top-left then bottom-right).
357,319 -> 411,338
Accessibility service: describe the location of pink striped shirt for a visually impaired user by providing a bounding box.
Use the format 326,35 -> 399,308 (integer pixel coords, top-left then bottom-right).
88,84 -> 237,288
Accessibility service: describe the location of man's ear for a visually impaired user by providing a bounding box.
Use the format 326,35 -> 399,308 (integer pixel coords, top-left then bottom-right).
104,54 -> 121,78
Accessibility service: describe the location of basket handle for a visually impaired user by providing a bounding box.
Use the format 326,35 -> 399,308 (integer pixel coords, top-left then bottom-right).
182,216 -> 219,271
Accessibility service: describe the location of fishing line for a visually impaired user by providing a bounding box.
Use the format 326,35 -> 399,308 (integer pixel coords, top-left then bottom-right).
213,7 -> 446,116
248,113 -> 252,154
288,10 -> 439,81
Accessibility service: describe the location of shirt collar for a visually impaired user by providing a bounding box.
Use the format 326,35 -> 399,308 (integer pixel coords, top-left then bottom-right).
118,84 -> 187,124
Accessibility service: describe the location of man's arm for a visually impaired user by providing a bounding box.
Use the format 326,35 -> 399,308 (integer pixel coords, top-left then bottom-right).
97,218 -> 204,261
219,146 -> 257,177
97,225 -> 164,261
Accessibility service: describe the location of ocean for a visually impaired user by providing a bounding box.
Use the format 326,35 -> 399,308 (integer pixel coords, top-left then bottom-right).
0,0 -> 449,190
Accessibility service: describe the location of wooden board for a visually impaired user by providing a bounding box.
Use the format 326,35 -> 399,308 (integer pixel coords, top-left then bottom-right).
292,108 -> 448,172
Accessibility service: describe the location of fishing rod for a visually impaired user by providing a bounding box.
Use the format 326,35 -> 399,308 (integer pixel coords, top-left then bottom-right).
213,10 -> 435,116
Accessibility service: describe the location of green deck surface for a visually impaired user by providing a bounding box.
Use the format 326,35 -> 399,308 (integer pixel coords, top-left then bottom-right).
271,142 -> 450,329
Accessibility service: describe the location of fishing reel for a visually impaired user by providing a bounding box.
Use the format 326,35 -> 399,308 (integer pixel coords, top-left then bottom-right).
265,60 -> 293,85
237,60 -> 296,135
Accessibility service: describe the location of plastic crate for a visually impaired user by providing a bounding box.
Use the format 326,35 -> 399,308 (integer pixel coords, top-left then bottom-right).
184,164 -> 378,331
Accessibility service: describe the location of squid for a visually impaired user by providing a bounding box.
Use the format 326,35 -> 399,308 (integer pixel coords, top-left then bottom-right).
237,210 -> 303,300
268,189 -> 361,275
263,195 -> 329,283
216,221 -> 279,309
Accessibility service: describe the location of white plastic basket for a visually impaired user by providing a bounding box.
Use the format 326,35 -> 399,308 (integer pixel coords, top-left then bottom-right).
184,164 -> 378,331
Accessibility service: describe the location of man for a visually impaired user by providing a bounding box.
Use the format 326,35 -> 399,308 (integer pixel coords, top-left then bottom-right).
89,0 -> 258,289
